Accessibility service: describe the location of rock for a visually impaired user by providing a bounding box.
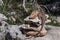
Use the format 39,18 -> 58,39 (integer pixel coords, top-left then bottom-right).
24,14 -> 50,23
26,31 -> 38,36
24,14 -> 48,37
0,21 -> 9,40
24,16 -> 41,23
0,24 -> 60,40
5,25 -> 26,40
29,10 -> 39,19
0,13 -> 7,21
0,33 -> 4,40
24,26 -> 60,40
39,27 -> 47,37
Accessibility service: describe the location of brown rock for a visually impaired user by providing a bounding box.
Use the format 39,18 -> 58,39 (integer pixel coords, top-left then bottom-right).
29,10 -> 39,19
39,27 -> 47,37
26,31 -> 38,36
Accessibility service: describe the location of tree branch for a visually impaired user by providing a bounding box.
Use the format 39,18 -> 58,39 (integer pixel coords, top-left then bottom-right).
23,0 -> 28,12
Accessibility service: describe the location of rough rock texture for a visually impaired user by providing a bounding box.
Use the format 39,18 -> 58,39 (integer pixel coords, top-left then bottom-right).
0,13 -> 7,21
0,13 -> 60,40
25,26 -> 60,40
0,19 -> 60,40
5,25 -> 60,40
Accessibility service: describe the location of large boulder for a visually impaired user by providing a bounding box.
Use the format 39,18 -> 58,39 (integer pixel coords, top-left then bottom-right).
4,25 -> 60,40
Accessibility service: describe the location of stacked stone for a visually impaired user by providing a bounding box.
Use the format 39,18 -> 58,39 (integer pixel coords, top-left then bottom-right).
20,10 -> 50,37
22,16 -> 40,37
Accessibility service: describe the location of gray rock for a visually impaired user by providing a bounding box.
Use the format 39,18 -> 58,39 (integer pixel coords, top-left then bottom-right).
0,13 -> 7,21
0,33 -> 4,40
5,25 -> 26,40
24,16 -> 41,22
5,25 -> 60,40
0,21 -> 60,40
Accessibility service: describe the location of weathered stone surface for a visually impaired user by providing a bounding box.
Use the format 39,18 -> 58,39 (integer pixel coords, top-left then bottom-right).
0,14 -> 60,40
0,13 -> 7,21
24,14 -> 51,24
25,26 -> 60,40
4,25 -> 60,40
0,23 -> 60,40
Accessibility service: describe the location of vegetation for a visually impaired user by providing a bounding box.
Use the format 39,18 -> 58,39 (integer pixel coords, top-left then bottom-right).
0,0 -> 60,26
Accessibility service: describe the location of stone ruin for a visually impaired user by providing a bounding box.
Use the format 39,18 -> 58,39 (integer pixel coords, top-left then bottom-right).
21,10 -> 50,37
